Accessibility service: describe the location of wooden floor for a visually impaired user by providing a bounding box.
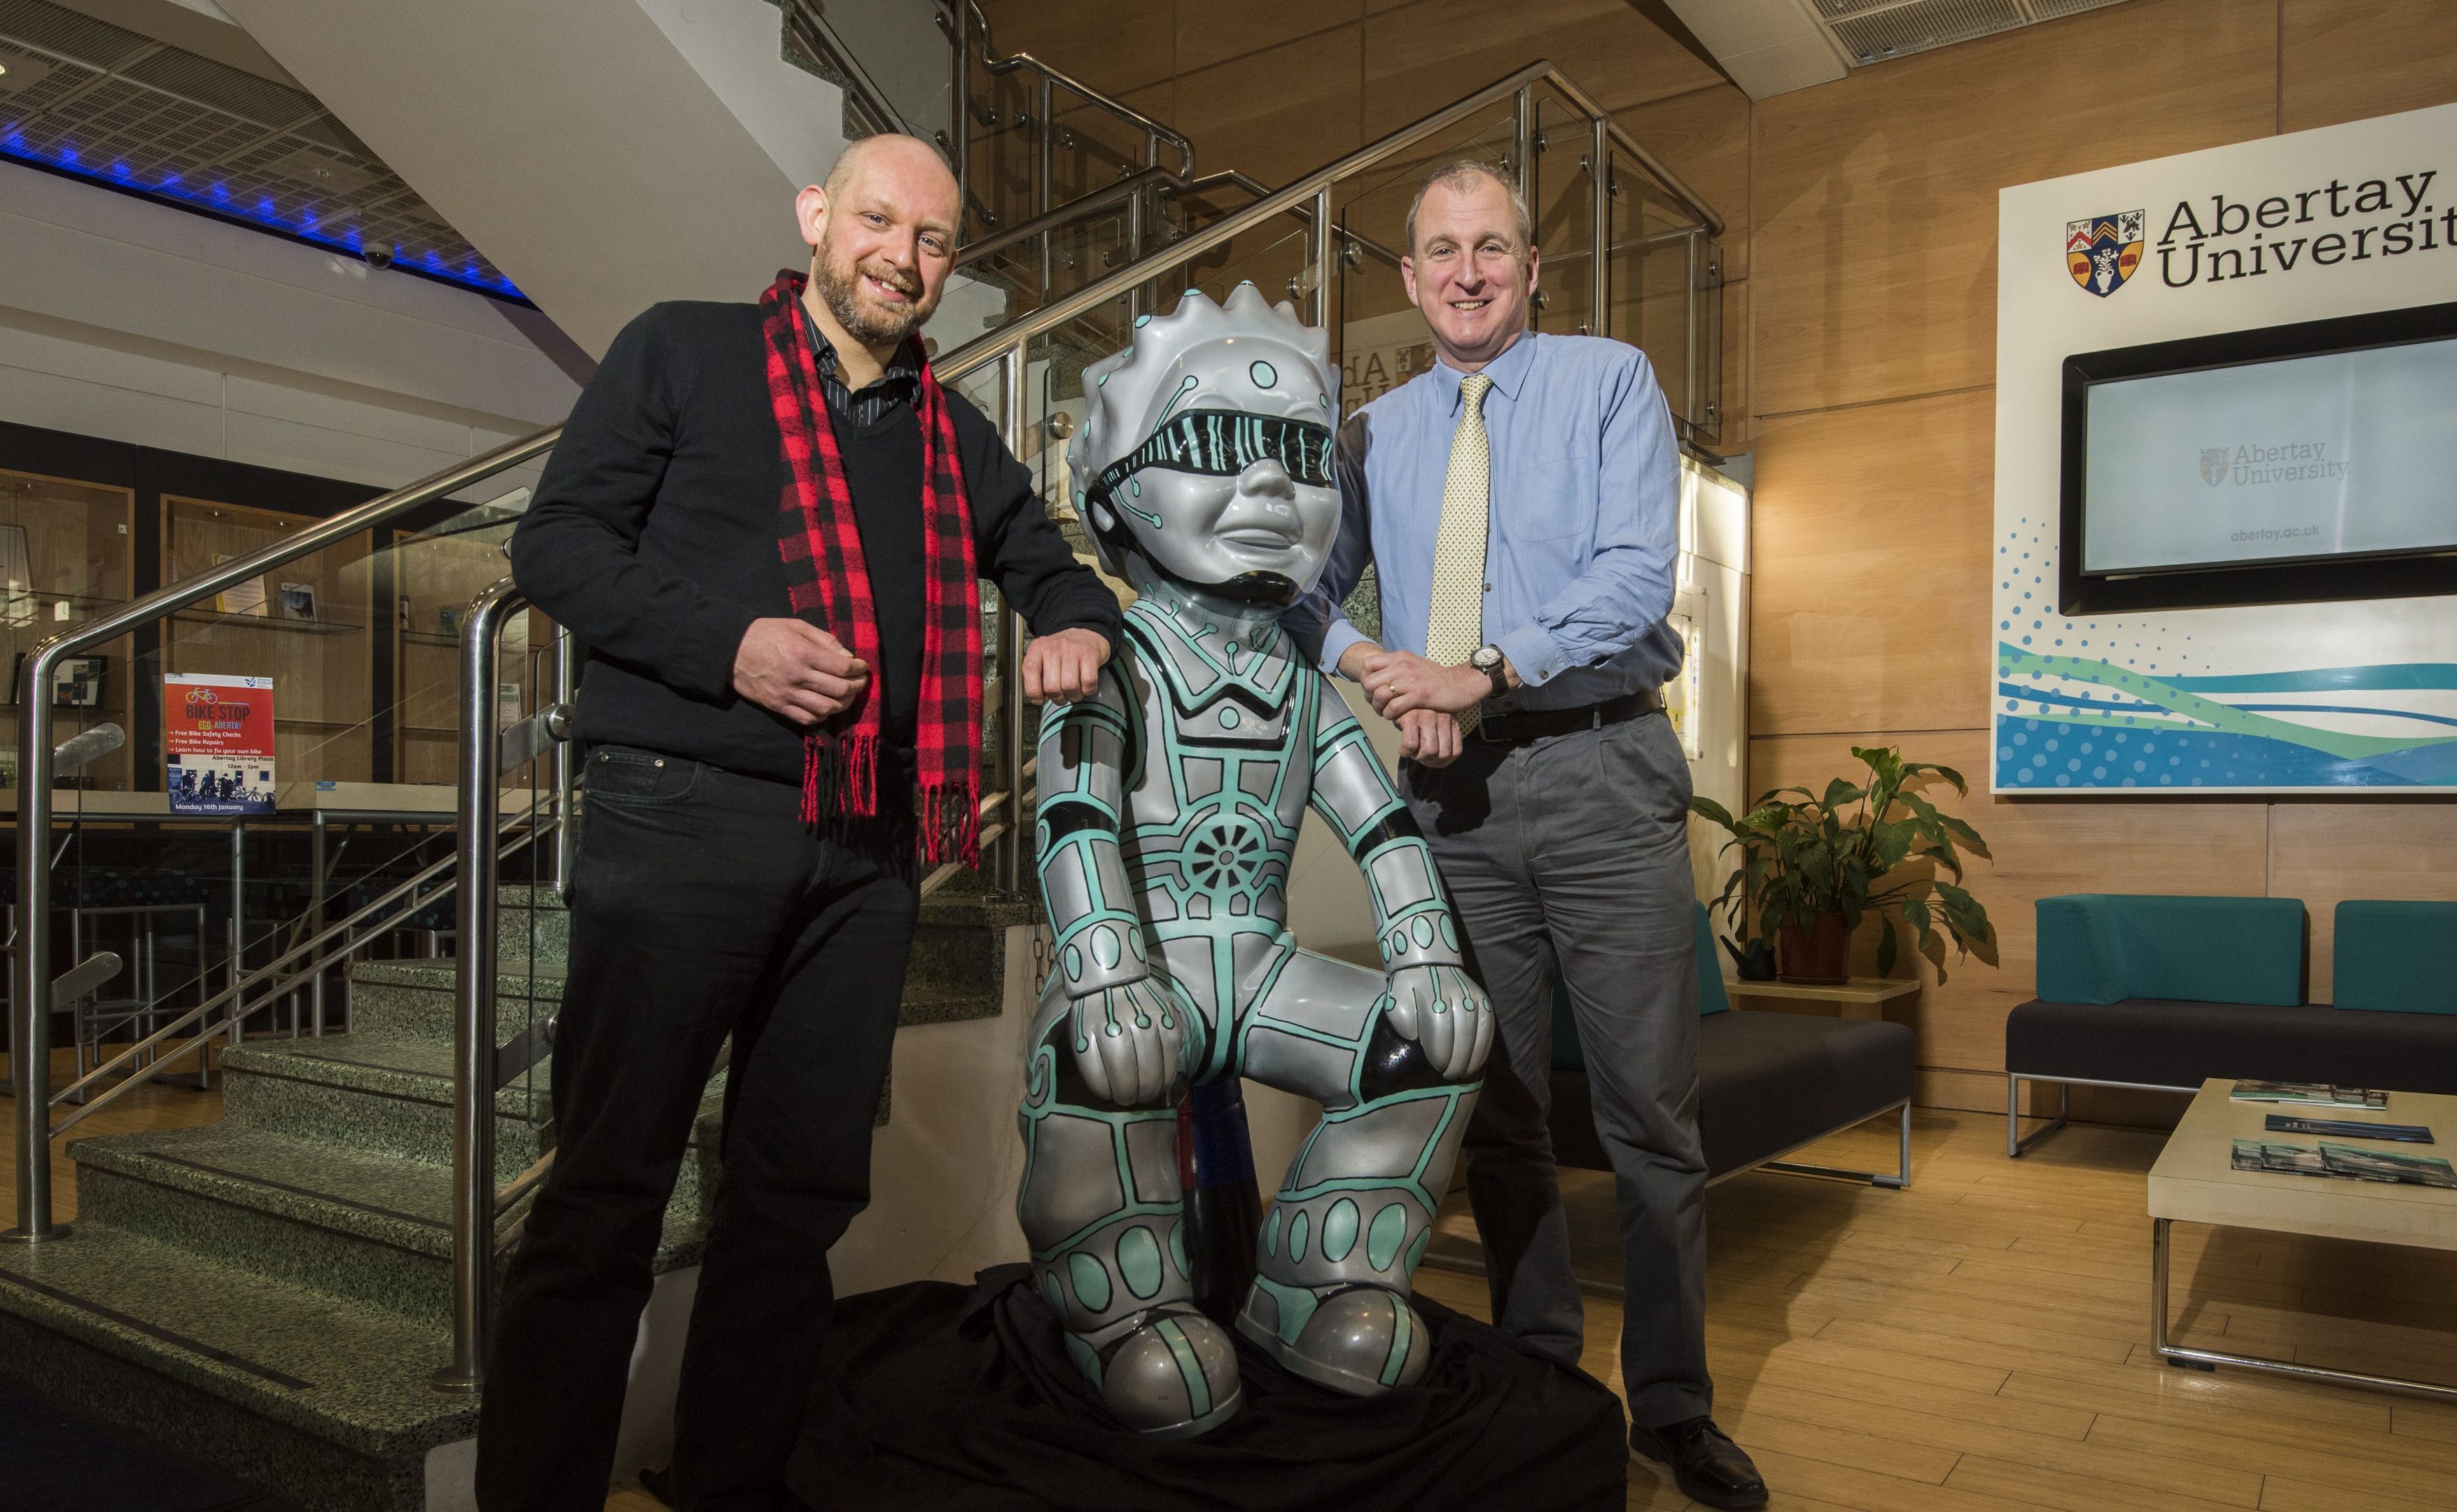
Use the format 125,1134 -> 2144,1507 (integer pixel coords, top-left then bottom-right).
8,1064 -> 2454,1511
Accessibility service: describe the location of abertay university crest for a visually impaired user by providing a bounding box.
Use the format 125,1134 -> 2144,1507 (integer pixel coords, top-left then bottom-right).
2200,448 -> 2231,486
2066,210 -> 2144,296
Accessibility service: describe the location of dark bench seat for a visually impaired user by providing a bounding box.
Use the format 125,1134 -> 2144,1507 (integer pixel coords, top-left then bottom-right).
1552,1009 -> 1915,1186
1544,903 -> 1916,1189
2008,997 -> 2457,1096
2007,896 -> 2457,1155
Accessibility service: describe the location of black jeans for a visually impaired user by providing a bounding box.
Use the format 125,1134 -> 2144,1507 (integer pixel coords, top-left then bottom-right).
475,747 -> 919,1512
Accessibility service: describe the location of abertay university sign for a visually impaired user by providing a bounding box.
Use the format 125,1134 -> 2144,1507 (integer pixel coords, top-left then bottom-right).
1993,104 -> 2457,794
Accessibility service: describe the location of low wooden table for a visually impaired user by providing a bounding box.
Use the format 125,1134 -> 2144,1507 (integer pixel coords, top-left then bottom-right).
1722,975 -> 1919,1021
2147,1077 -> 2457,1400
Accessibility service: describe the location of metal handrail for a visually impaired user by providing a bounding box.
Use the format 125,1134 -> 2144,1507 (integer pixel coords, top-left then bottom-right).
6,430 -> 559,1243
932,60 -> 1716,383
954,164 -> 1185,270
963,0 -> 1195,179
956,165 -> 1405,283
41,813 -> 544,1142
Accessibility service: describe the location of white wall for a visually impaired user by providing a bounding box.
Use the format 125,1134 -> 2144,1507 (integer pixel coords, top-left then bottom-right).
0,159 -> 583,493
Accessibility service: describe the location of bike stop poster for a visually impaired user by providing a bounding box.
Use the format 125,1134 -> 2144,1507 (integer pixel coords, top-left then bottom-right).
165,673 -> 275,815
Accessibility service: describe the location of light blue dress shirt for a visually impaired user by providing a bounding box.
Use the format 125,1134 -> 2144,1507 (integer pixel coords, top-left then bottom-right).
1285,330 -> 1683,711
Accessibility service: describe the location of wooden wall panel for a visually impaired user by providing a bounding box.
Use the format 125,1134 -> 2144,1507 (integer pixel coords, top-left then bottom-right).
1358,0 -> 1722,138
2281,0 -> 2457,131
1169,25 -> 1365,192
975,0 -> 1176,97
1178,0 -> 1361,76
1617,83 -> 1752,281
2267,804 -> 2457,1004
1746,388 -> 1995,738
1748,0 -> 2278,418
1748,731 -> 2271,1086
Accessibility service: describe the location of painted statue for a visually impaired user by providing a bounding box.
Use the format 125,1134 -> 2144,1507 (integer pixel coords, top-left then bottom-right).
1017,284 -> 1493,1438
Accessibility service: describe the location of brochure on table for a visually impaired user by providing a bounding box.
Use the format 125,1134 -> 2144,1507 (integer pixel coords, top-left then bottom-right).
165,672 -> 275,816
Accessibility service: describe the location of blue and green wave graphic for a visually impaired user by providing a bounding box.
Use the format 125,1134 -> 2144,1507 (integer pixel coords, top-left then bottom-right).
1993,647 -> 2457,789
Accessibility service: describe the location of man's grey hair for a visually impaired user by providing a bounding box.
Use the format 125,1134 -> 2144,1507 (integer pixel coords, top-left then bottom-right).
1403,159 -> 1532,255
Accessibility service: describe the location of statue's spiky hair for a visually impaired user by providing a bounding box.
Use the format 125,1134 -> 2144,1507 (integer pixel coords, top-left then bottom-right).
1068,281 -> 1336,495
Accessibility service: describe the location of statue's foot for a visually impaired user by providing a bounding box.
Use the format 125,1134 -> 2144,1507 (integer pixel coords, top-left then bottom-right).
1236,1280 -> 1430,1396
1063,1305 -> 1244,1438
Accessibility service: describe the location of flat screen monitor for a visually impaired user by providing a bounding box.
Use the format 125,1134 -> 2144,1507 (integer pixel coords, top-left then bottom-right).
2060,301 -> 2457,612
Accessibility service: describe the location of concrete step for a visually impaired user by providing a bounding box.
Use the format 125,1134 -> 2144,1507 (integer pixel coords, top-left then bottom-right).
217,1033 -> 567,1182
69,1121 -> 711,1326
344,951 -> 1005,1047
346,960 -> 564,1045
0,1219 -> 475,1512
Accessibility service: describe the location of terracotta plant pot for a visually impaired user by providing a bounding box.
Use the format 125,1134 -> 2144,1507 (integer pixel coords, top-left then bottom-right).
1778,913 -> 1851,985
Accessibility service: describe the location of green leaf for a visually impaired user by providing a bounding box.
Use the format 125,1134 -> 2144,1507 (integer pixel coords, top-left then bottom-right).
1690,795 -> 1739,832
1821,778 -> 1866,813
1876,916 -> 1898,976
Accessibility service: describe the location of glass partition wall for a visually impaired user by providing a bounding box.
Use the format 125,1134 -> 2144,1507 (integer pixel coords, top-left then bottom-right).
0,469 -> 135,794
7,469 -> 554,1130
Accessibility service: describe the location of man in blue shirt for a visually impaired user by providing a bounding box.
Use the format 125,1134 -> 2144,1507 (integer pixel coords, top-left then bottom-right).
1286,160 -> 1763,1510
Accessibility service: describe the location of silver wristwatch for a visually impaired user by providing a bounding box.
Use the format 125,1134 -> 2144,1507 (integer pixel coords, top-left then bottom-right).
1469,644 -> 1508,699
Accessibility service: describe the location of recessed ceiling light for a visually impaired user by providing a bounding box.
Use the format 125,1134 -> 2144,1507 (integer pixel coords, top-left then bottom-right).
0,63 -> 11,77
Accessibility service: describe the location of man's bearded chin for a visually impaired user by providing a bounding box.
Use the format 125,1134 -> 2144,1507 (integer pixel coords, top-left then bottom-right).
812,239 -> 934,348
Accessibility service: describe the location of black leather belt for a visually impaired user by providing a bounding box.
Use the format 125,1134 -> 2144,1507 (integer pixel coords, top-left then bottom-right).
1470,689 -> 1662,744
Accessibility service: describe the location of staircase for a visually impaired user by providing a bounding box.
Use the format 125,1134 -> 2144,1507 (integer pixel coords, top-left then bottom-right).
0,4 -> 1731,1502
0,883 -> 1019,1511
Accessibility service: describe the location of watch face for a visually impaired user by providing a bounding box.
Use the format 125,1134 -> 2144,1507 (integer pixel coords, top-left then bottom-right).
1471,647 -> 1500,669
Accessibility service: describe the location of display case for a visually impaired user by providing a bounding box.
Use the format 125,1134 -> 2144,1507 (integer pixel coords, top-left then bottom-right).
389,516 -> 543,786
0,467 -> 135,792
160,495 -> 376,786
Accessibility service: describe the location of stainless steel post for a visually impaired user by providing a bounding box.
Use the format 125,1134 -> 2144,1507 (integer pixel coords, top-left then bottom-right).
435,578 -> 517,1394
1512,88 -> 1532,204
1309,186 -> 1332,328
2150,1216 -> 2170,1354
1685,227 -> 1701,434
228,822 -> 244,1046
6,650 -> 62,1240
549,627 -> 578,901
996,345 -> 1028,897
1589,118 -> 1609,337
309,811 -> 326,1037
949,0 -> 970,224
1037,74 -> 1054,299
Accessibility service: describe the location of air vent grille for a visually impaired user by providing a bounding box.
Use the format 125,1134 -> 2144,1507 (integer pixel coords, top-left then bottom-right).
1832,0 -> 2024,61
1816,0 -> 2135,67
0,0 -> 146,69
0,0 -> 517,299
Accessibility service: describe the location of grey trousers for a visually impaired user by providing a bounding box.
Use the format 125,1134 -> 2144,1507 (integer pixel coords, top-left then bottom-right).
1401,710 -> 1711,1428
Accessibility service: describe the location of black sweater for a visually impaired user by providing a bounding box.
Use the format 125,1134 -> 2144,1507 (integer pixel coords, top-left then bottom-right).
510,301 -> 1121,786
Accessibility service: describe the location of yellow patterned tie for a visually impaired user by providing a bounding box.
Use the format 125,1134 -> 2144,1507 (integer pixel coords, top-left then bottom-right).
1425,373 -> 1494,735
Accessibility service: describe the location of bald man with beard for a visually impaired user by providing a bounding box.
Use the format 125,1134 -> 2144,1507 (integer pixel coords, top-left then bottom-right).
475,136 -> 1122,1512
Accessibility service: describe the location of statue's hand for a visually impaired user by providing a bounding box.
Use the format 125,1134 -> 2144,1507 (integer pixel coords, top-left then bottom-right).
1381,962 -> 1491,1081
1068,975 -> 1192,1106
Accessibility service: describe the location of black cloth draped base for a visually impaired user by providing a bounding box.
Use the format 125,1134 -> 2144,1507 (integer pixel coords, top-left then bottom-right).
786,1264 -> 1629,1512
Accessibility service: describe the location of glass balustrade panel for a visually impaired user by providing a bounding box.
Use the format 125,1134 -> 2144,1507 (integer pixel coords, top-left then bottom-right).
1529,88 -> 1598,339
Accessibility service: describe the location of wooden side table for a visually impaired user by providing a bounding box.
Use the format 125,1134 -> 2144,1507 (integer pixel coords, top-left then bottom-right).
2149,1079 -> 2457,1399
1721,976 -> 1920,1021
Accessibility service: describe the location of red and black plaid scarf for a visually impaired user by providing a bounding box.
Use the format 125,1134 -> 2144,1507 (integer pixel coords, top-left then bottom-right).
760,270 -> 980,865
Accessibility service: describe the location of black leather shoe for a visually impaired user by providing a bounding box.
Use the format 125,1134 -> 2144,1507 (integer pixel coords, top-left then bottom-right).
1629,1415 -> 1767,1510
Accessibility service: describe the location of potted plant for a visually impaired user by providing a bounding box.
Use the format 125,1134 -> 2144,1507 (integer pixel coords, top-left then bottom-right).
1692,746 -> 1996,986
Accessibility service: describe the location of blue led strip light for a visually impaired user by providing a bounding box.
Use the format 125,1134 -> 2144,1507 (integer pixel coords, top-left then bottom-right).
0,131 -> 529,304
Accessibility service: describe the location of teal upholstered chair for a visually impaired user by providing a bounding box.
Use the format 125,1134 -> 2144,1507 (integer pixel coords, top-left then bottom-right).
2332,901 -> 2457,1015
2033,894 -> 2304,1007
